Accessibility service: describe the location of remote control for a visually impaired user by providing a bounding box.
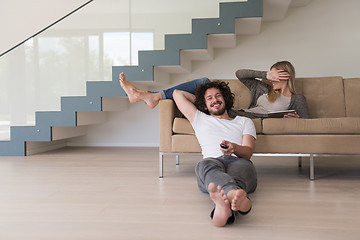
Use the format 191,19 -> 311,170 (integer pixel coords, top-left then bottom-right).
220,143 -> 229,149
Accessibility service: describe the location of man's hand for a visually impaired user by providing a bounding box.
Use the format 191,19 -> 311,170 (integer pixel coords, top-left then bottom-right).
220,135 -> 255,159
220,140 -> 235,156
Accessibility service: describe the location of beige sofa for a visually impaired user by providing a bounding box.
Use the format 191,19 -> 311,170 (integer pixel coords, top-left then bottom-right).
159,77 -> 360,180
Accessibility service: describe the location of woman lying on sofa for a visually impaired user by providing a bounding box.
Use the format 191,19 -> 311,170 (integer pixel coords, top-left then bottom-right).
119,61 -> 309,119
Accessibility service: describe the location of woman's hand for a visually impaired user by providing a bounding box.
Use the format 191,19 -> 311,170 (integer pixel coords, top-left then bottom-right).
284,111 -> 300,118
267,69 -> 290,82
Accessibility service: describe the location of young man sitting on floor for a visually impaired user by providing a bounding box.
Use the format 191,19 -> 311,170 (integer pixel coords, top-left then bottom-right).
173,81 -> 257,227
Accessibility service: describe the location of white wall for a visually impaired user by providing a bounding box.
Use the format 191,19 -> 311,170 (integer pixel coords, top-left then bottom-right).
0,0 -> 88,55
69,0 -> 360,147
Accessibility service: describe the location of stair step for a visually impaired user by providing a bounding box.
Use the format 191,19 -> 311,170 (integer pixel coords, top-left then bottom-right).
219,1 -> 263,19
263,0 -> 291,21
77,112 -> 107,126
155,67 -> 173,84
164,33 -> 207,51
86,81 -> 124,98
11,126 -> 51,142
0,140 -> 25,156
102,97 -> 129,112
112,65 -> 154,82
208,34 -> 237,49
36,111 -> 76,127
61,96 -> 102,112
26,140 -> 67,155
52,126 -> 87,141
155,51 -> 192,74
192,18 -> 234,35
235,17 -> 262,35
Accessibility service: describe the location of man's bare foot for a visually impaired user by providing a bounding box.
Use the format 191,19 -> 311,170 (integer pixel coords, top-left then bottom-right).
208,182 -> 232,227
228,189 -> 252,213
119,72 -> 161,109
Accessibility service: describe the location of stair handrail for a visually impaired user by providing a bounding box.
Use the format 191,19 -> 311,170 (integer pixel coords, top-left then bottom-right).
0,0 -> 94,58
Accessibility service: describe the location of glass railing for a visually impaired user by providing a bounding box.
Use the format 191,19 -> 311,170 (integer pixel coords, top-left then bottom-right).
0,0 -> 245,140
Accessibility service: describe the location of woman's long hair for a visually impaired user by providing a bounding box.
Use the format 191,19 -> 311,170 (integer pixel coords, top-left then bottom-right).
267,61 -> 296,103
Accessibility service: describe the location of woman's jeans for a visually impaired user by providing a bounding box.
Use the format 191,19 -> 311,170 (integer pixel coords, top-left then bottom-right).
160,77 -> 210,100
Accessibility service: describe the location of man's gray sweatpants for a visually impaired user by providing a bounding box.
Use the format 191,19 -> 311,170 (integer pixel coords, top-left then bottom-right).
195,155 -> 257,195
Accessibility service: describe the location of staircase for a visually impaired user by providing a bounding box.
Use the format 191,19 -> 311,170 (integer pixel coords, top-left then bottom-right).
0,0 -> 309,156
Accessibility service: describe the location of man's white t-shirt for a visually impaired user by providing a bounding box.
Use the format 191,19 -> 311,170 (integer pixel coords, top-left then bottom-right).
191,110 -> 257,159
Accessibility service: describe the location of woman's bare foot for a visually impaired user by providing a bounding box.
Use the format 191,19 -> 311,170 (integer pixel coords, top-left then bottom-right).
133,90 -> 162,109
119,72 -> 161,109
119,72 -> 143,104
227,189 -> 252,213
208,182 -> 232,227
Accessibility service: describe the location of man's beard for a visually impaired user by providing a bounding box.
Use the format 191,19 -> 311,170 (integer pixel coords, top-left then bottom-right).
208,101 -> 226,116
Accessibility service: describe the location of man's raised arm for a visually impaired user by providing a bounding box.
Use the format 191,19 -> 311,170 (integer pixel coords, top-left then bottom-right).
173,89 -> 197,123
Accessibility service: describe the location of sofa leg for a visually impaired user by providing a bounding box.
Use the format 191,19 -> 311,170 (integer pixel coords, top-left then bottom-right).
176,155 -> 180,165
309,154 -> 315,181
159,152 -> 164,178
298,156 -> 302,168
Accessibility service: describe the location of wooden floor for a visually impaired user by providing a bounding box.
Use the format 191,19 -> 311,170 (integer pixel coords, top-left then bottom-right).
0,147 -> 359,240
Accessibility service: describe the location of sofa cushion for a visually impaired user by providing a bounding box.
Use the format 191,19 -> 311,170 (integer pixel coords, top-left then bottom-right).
172,135 -> 201,152
344,78 -> 360,117
295,76 -> 345,118
262,117 -> 360,134
173,117 -> 195,135
220,79 -> 251,110
255,135 -> 360,154
173,117 -> 263,134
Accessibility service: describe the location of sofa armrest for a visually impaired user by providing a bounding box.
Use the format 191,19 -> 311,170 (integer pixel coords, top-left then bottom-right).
159,100 -> 177,152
